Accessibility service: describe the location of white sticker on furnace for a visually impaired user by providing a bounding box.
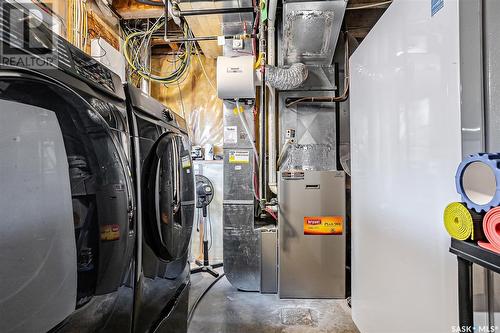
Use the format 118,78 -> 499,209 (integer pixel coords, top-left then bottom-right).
224,126 -> 238,144
229,151 -> 250,164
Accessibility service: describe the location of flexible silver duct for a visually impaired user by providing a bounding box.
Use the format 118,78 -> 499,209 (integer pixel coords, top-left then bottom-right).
266,63 -> 309,90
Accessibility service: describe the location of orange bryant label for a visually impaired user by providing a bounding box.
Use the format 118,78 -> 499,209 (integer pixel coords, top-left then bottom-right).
304,216 -> 343,235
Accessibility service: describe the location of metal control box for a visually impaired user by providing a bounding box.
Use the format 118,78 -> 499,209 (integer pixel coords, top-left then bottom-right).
217,56 -> 255,99
278,170 -> 346,298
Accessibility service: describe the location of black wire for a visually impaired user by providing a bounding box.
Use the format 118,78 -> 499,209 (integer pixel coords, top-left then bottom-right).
93,38 -> 108,59
135,0 -> 165,6
88,29 -> 107,59
187,273 -> 226,327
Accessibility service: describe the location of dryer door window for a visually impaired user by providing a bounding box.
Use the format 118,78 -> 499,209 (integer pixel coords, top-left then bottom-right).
142,132 -> 194,262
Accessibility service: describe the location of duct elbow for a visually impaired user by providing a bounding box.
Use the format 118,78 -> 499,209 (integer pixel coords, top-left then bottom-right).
265,63 -> 308,90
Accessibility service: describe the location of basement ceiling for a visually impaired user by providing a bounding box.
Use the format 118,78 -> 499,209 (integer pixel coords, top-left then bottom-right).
113,0 -> 391,55
344,0 -> 391,40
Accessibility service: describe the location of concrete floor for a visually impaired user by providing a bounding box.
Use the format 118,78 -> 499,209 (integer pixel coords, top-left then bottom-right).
188,269 -> 359,333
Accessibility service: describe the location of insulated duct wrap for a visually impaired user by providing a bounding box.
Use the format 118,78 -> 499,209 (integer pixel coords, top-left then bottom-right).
455,153 -> 500,213
479,207 -> 500,253
443,202 -> 485,241
266,63 -> 308,90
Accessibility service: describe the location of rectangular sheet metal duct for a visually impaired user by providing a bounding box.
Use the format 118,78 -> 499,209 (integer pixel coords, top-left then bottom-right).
177,0 -> 254,58
281,0 -> 347,66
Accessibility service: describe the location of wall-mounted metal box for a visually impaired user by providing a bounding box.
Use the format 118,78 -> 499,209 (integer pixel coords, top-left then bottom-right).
217,56 -> 256,99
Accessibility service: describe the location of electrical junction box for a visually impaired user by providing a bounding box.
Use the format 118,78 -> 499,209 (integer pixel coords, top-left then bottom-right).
217,56 -> 256,99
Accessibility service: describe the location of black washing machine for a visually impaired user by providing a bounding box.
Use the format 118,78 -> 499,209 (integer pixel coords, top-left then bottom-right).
0,3 -> 194,332
0,2 -> 135,332
125,84 -> 195,333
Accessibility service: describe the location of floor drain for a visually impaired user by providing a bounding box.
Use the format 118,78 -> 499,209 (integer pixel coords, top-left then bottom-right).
280,308 -> 315,326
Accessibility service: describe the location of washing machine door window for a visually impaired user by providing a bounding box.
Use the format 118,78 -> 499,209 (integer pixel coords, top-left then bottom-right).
142,132 -> 194,262
0,98 -> 77,333
0,76 -> 136,306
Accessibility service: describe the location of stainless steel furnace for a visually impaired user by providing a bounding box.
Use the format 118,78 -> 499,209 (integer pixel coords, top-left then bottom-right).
278,170 -> 346,298
276,81 -> 347,299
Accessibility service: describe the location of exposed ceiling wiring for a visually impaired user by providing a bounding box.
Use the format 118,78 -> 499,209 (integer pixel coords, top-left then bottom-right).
71,0 -> 88,50
123,16 -> 195,85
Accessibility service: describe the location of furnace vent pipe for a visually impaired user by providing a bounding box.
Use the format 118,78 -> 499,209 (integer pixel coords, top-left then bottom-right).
266,63 -> 309,91
267,0 -> 278,195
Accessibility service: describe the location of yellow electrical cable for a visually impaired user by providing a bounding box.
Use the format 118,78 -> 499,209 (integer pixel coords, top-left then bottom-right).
124,21 -> 192,84
255,52 -> 264,69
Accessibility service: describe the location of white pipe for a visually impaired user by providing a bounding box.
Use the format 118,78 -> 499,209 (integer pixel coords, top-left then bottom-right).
277,139 -> 294,169
236,100 -> 259,163
268,0 -> 278,22
267,7 -> 278,194
236,100 -> 261,200
268,81 -> 278,194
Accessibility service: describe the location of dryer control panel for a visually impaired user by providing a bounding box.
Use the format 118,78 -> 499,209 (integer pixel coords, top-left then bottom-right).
69,47 -> 116,93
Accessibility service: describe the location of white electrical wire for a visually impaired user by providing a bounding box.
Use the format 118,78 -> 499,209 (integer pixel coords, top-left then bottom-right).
277,139 -> 294,169
123,18 -> 194,84
176,79 -> 187,120
195,45 -> 217,92
235,99 -> 261,200
346,0 -> 392,10
236,99 -> 259,164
